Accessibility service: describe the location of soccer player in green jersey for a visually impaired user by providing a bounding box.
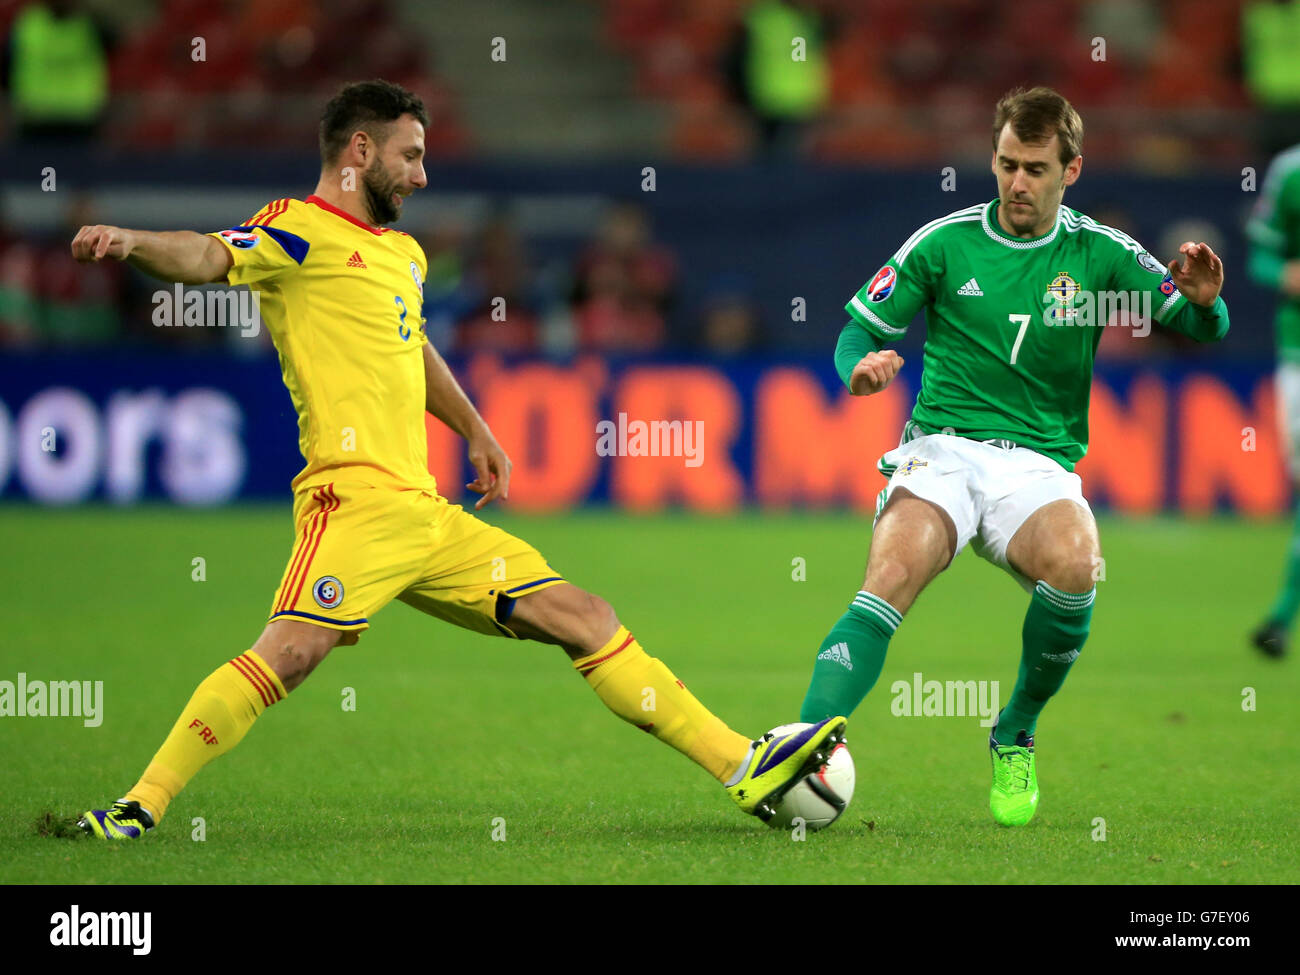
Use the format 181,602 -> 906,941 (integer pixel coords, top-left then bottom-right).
1247,143 -> 1300,659
798,87 -> 1229,826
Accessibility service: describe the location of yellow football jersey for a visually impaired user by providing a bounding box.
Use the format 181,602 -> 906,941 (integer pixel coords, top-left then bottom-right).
209,195 -> 434,494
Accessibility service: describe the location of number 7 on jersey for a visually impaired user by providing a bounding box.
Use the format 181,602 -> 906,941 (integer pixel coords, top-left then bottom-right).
1008,313 -> 1030,365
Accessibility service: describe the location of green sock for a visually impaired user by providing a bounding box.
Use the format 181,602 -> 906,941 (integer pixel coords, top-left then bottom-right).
994,581 -> 1095,745
800,591 -> 901,722
1266,497 -> 1300,626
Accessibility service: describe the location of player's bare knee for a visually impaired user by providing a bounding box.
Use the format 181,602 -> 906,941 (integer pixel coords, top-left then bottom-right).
1039,547 -> 1098,593
864,556 -> 914,607
264,630 -> 337,688
581,590 -> 620,647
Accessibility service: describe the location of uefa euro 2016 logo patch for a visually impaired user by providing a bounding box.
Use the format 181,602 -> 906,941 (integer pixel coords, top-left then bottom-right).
866,265 -> 897,303
219,229 -> 259,249
312,576 -> 344,610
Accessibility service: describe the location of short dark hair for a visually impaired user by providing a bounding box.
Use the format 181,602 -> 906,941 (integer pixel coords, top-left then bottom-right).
992,86 -> 1083,167
319,79 -> 429,164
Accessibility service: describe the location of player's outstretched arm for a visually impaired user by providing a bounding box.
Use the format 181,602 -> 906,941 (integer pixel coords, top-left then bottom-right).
71,226 -> 233,285
1161,241 -> 1230,343
1166,241 -> 1224,308
420,341 -> 512,508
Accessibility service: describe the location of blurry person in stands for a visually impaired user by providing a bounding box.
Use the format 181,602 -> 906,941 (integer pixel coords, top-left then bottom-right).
2,0 -> 115,144
570,201 -> 676,353
0,196 -> 39,345
723,0 -> 831,155
697,276 -> 764,358
417,216 -> 468,351
35,193 -> 125,345
453,214 -> 542,354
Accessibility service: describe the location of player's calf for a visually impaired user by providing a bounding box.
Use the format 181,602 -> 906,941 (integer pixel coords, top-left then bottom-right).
506,582 -> 621,659
800,489 -> 954,722
995,501 -> 1099,748
509,582 -> 756,787
251,619 -> 351,692
80,641 -> 295,837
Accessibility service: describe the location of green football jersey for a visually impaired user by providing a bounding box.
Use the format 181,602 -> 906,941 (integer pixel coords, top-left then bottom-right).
1246,144 -> 1300,361
846,198 -> 1229,471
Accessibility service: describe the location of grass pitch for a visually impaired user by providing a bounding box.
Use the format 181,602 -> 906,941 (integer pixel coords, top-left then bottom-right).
2,506 -> 1296,884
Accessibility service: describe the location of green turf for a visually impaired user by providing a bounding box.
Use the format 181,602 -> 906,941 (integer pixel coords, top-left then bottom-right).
2,505 -> 1296,884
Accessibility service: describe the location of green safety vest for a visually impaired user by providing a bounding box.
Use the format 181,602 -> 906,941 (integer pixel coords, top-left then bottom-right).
744,0 -> 828,119
9,4 -> 108,123
1244,0 -> 1300,105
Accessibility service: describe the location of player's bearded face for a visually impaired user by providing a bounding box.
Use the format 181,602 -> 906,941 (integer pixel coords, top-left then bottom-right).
362,156 -> 402,225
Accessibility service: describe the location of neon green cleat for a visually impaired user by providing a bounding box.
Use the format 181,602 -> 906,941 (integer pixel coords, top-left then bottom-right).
988,726 -> 1038,826
78,799 -> 154,840
726,717 -> 848,821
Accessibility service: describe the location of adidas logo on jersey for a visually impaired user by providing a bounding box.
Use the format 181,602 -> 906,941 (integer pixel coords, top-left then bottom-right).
816,641 -> 853,671
956,277 -> 983,296
346,251 -> 368,269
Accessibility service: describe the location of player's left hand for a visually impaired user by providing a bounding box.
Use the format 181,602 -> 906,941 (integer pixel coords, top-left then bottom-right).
466,428 -> 512,509
1167,241 -> 1223,307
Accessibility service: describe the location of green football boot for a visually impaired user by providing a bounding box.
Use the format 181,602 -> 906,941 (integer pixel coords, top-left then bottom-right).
989,724 -> 1038,827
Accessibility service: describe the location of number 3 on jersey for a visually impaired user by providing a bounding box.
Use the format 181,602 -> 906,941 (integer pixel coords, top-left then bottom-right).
1008,313 -> 1030,365
395,295 -> 411,341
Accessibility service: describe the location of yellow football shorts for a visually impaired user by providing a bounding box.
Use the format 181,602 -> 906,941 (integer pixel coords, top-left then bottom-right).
268,479 -> 566,636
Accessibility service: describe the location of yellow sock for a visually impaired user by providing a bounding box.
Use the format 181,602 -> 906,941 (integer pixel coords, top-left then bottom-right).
574,626 -> 751,783
125,651 -> 286,824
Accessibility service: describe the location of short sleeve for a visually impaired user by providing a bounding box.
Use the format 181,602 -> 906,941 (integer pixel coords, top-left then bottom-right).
207,206 -> 311,287
845,243 -> 935,341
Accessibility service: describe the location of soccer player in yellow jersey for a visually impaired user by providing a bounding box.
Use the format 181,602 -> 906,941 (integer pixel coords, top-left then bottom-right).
71,80 -> 844,838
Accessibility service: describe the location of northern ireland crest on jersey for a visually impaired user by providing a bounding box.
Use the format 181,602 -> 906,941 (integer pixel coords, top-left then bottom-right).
1044,271 -> 1081,323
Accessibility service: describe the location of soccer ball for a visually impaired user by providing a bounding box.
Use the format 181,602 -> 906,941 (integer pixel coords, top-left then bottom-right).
763,722 -> 855,832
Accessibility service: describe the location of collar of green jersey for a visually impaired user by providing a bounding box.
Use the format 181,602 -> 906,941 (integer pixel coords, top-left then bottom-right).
982,198 -> 1063,250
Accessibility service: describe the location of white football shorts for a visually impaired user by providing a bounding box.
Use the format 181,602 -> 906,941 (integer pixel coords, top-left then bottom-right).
874,432 -> 1092,593
1275,361 -> 1300,479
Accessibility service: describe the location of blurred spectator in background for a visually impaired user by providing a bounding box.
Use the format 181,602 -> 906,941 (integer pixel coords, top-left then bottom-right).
417,217 -> 467,350
570,201 -> 676,353
2,0 -> 114,144
34,192 -> 125,345
1243,0 -> 1300,154
698,280 -> 763,358
723,0 -> 830,154
0,195 -> 38,345
453,214 -> 543,353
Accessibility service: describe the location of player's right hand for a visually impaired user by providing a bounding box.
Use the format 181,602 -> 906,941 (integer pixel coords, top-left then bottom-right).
466,427 -> 512,509
71,225 -> 136,263
849,350 -> 904,395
